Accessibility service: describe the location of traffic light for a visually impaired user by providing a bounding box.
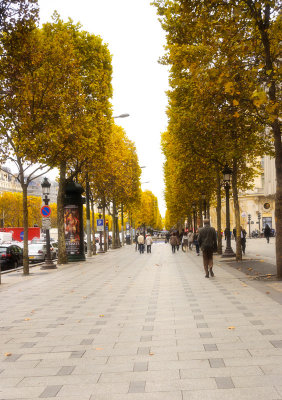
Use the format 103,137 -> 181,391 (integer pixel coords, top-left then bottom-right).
105,220 -> 109,227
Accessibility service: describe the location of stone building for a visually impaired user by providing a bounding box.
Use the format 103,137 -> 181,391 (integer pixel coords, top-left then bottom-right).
210,155 -> 276,234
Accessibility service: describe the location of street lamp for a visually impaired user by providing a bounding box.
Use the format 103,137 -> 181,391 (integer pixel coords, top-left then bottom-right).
257,211 -> 261,233
113,113 -> 130,118
222,164 -> 235,257
41,178 -> 56,269
97,202 -> 104,253
201,193 -> 207,219
248,214 -> 252,238
192,202 -> 197,232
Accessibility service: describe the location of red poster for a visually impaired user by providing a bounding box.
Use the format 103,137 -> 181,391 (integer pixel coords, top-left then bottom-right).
64,206 -> 80,255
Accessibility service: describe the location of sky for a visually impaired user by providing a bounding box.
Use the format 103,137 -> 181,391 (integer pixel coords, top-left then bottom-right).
39,0 -> 169,217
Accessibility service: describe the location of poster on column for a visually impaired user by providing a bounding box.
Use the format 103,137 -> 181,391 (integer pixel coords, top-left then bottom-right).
64,205 -> 80,255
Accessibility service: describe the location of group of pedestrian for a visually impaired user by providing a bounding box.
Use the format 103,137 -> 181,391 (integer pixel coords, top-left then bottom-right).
135,232 -> 153,254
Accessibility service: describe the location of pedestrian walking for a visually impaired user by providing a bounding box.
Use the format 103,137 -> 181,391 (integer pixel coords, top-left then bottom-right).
198,219 -> 217,278
134,233 -> 139,251
137,233 -> 144,254
264,224 -> 271,243
176,232 -> 180,251
193,229 -> 200,256
188,230 -> 194,250
145,233 -> 153,253
170,233 -> 177,253
182,231 -> 188,252
240,226 -> 247,255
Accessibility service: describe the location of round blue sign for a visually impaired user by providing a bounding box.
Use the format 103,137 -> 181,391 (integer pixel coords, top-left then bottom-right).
20,231 -> 24,240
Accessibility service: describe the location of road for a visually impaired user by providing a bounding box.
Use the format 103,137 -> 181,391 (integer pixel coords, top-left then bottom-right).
1,243 -> 282,399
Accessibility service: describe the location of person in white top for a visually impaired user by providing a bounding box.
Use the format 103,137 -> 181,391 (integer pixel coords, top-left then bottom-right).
137,233 -> 145,253
145,234 -> 153,253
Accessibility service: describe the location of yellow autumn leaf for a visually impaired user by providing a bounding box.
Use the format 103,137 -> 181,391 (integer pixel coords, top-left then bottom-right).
228,326 -> 235,330
5,353 -> 12,356
233,111 -> 240,118
233,99 -> 239,106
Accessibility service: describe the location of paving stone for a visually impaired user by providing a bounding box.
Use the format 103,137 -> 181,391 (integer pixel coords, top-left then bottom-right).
270,340 -> 282,348
194,315 -> 204,320
70,351 -> 85,358
4,354 -> 22,362
259,329 -> 274,335
244,312 -> 254,317
128,380 -> 146,393
57,366 -> 75,375
80,339 -> 93,345
197,323 -> 208,328
138,347 -> 150,355
21,342 -> 36,348
39,385 -> 62,397
96,321 -> 107,325
200,332 -> 212,338
145,318 -> 155,322
134,362 -> 148,372
204,344 -> 218,351
209,358 -> 225,368
89,329 -> 101,334
140,336 -> 152,342
215,376 -> 235,389
143,326 -> 153,331
251,320 -> 264,326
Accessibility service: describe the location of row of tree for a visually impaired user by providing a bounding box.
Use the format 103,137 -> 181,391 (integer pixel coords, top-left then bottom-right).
0,1 -> 162,273
153,0 -> 281,276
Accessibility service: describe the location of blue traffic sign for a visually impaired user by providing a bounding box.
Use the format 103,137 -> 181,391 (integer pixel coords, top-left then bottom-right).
41,205 -> 51,217
97,219 -> 104,226
20,231 -> 24,240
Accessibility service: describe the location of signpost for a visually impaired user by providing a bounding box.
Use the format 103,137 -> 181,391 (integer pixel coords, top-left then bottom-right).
97,219 -> 104,232
42,217 -> 51,230
40,205 -> 51,218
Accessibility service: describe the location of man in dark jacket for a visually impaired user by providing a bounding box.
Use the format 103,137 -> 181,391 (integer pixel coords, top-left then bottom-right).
264,224 -> 271,243
198,219 -> 217,278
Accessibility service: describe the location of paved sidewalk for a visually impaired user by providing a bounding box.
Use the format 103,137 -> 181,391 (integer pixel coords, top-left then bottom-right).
1,244 -> 282,399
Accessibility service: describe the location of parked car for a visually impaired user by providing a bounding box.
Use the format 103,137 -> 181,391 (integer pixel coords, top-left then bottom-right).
28,243 -> 56,263
0,244 -> 23,271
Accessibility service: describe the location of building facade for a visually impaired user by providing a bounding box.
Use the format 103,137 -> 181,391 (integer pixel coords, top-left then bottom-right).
210,155 -> 276,234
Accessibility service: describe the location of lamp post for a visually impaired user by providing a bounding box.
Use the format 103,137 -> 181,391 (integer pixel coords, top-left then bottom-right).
192,202 -> 197,232
222,164 -> 235,257
113,113 -> 130,118
201,193 -> 207,219
97,203 -> 104,253
257,211 -> 261,233
41,178 -> 56,269
248,214 -> 252,238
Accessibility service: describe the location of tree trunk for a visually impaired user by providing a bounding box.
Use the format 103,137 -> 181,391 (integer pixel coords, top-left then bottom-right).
22,182 -> 29,275
216,171 -> 222,255
57,161 -> 67,264
90,198 -> 96,255
103,199 -> 107,252
232,160 -> 242,261
253,6 -> 282,276
85,175 -> 92,257
274,120 -> 282,278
